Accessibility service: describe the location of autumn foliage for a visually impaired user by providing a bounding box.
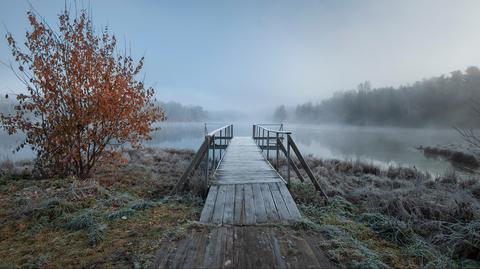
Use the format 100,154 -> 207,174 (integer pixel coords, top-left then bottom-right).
1,9 -> 165,178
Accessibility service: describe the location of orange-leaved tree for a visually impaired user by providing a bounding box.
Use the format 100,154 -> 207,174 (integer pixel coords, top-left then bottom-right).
1,9 -> 165,178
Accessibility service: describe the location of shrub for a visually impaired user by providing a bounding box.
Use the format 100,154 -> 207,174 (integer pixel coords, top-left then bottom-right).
1,8 -> 164,178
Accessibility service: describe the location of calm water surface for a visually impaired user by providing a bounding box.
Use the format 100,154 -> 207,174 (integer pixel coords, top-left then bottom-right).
0,122 -> 464,176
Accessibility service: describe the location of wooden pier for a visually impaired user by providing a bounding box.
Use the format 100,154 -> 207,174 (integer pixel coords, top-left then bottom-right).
156,124 -> 332,268
173,123 -> 327,221
199,137 -> 301,225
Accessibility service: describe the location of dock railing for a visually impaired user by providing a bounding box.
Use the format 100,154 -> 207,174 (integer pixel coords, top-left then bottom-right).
173,124 -> 233,194
253,124 -> 329,201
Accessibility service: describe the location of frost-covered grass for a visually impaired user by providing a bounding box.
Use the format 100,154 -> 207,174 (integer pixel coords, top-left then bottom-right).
0,148 -> 204,268
418,145 -> 480,169
288,157 -> 480,268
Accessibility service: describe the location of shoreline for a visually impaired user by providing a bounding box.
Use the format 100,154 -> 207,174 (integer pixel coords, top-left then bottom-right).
1,148 -> 479,267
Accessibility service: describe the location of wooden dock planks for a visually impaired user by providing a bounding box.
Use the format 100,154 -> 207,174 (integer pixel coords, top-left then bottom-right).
199,136 -> 302,225
153,226 -> 340,269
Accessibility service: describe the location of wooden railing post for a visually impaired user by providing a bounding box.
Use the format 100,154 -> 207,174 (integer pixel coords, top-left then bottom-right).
205,136 -> 210,185
175,124 -> 233,194
287,134 -> 291,186
276,133 -> 279,169
262,128 -> 265,151
267,130 -> 270,160
219,129 -> 223,158
212,135 -> 215,171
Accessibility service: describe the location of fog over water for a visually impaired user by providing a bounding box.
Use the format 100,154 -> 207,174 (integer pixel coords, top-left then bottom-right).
1,1 -> 480,114
1,122 -> 462,176
0,1 -> 479,177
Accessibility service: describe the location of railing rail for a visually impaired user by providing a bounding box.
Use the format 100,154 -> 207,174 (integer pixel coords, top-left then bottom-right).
252,124 -> 329,201
173,124 -> 233,194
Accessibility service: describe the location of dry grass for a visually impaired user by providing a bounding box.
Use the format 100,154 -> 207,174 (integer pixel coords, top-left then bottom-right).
0,148 -> 204,268
287,156 -> 480,268
419,145 -> 480,169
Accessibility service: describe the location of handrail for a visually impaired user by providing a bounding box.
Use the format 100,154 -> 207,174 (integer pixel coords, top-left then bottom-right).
173,124 -> 233,195
207,124 -> 232,137
254,123 -> 289,134
204,122 -> 232,136
252,123 -> 329,202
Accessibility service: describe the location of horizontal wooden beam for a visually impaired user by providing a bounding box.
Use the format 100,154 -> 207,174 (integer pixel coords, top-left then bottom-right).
253,136 -> 285,140
210,144 -> 228,150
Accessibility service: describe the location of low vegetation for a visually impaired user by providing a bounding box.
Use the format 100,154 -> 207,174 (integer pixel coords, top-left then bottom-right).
1,8 -> 164,179
418,145 -> 480,169
2,147 -> 480,268
0,148 -> 203,268
287,157 -> 480,268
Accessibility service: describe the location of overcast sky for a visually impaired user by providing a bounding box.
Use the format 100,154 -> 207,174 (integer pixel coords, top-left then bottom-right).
1,0 -> 480,113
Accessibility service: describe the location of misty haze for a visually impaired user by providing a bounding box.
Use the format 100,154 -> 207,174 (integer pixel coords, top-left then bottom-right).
1,1 -> 480,268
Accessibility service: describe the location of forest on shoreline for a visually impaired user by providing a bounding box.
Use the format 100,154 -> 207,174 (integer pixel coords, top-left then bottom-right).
274,67 -> 480,128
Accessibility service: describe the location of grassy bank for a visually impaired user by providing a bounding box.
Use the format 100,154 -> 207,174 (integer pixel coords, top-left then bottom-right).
2,148 -> 480,268
0,148 -> 203,268
417,145 -> 479,170
286,157 -> 480,268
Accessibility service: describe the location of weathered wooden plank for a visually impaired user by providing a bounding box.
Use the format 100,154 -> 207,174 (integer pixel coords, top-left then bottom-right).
152,238 -> 178,268
169,232 -> 198,268
212,185 -> 227,224
223,227 -> 234,268
202,227 -> 227,268
252,184 -> 268,223
223,184 -> 235,225
200,185 -> 218,223
234,184 -> 244,225
277,182 -> 302,220
260,183 -> 280,222
214,178 -> 281,185
243,184 -> 256,225
181,231 -> 209,269
269,182 -> 290,222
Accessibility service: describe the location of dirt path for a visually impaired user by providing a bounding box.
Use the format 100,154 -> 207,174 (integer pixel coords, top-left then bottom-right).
152,225 -> 337,269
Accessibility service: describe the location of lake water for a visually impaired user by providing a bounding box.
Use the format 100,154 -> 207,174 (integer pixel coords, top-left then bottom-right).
0,122 -> 465,176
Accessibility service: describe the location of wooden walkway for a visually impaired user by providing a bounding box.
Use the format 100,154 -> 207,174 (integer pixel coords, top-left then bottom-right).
199,137 -> 302,225
153,226 -> 338,269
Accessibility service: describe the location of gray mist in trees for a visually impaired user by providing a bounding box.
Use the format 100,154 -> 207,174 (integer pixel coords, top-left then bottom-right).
272,105 -> 287,122
282,67 -> 480,127
157,101 -> 208,122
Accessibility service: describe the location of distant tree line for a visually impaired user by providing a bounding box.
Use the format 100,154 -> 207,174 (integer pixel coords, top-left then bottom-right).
157,101 -> 208,122
0,98 -> 208,123
278,66 -> 480,127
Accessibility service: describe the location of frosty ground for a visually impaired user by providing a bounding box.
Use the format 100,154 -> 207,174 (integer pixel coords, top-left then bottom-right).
0,148 -> 479,268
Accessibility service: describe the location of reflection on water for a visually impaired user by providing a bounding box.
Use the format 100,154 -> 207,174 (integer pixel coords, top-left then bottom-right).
0,122 -> 465,175
285,124 -> 460,176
